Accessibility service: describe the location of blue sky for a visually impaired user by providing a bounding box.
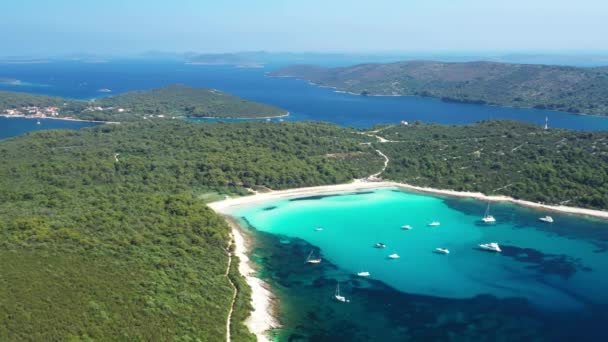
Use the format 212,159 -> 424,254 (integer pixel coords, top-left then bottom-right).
1,0 -> 606,55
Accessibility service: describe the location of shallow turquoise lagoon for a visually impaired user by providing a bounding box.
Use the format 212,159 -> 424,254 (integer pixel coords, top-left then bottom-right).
232,188 -> 608,340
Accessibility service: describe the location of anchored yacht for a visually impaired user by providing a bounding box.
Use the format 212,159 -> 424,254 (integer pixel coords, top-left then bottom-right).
479,242 -> 502,253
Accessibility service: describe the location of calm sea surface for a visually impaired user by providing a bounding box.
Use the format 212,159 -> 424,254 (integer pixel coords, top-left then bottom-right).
1,60 -> 608,134
0,117 -> 98,139
232,188 -> 608,341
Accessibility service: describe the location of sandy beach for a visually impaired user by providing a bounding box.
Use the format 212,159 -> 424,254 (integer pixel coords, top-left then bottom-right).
210,180 -> 608,219
209,179 -> 608,339
225,218 -> 280,341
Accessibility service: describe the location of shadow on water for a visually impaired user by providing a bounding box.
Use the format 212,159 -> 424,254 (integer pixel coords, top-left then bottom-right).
288,191 -> 376,202
241,218 -> 607,341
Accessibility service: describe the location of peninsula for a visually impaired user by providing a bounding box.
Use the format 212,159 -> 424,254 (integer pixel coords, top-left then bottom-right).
270,61 -> 608,116
0,85 -> 287,122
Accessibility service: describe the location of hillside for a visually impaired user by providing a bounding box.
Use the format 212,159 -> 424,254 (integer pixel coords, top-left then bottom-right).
271,61 -> 608,116
373,121 -> 608,209
0,85 -> 287,121
1,119 -> 607,339
0,121 -> 383,340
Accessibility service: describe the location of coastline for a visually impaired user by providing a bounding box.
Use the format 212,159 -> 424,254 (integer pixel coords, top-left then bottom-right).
210,180 -> 608,219
185,111 -> 290,121
225,217 -> 280,342
0,114 -> 117,124
208,179 -> 608,339
267,74 -> 607,119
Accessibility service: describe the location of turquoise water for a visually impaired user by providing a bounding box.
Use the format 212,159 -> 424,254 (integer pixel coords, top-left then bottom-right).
232,188 -> 608,340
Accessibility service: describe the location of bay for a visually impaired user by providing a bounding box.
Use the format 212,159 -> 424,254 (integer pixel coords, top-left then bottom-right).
231,188 -> 608,340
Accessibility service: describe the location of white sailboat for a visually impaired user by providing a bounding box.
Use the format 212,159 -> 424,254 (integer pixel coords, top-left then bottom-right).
388,253 -> 400,259
401,225 -> 413,230
314,227 -> 324,231
482,203 -> 496,223
428,221 -> 440,227
479,242 -> 502,253
335,283 -> 349,302
539,215 -> 554,223
306,250 -> 322,264
357,271 -> 370,277
434,248 -> 450,254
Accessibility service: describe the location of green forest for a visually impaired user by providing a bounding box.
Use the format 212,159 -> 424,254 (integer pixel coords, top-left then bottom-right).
1,118 -> 607,340
271,61 -> 608,116
0,121 -> 382,341
0,85 -> 287,122
98,85 -> 286,119
374,121 -> 608,209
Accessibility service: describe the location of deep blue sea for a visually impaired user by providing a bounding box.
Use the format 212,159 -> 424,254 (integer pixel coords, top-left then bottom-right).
1,60 -> 608,135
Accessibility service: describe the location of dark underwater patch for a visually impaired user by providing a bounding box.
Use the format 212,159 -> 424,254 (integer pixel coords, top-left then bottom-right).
501,245 -> 591,279
247,230 -> 606,341
289,191 -> 375,202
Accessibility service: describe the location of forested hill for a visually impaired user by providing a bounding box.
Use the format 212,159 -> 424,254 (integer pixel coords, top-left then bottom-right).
0,121 -> 383,340
374,120 -> 608,209
98,85 -> 285,119
0,85 -> 287,121
270,61 -> 608,116
1,119 -> 607,339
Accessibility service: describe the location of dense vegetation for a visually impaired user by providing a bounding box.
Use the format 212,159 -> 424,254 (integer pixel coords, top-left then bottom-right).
0,90 -> 86,112
373,121 -> 608,209
98,85 -> 285,119
271,61 -> 608,116
0,121 -> 382,340
0,85 -> 287,122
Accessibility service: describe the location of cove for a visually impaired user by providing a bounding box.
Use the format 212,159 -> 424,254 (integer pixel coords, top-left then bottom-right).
230,188 -> 608,340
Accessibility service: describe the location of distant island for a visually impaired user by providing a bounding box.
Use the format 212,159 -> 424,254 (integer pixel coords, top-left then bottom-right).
186,53 -> 263,68
0,85 -> 287,122
270,61 -> 608,116
0,78 -> 21,85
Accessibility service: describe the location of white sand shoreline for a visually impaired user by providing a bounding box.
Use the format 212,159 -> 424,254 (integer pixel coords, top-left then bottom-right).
226,218 -> 280,341
209,180 -> 608,219
208,179 -> 608,339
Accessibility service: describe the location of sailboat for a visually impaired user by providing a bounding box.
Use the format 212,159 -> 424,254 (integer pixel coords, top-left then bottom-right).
357,271 -> 370,277
428,221 -> 440,227
306,250 -> 322,264
335,283 -> 349,302
36,120 -> 41,125
482,203 -> 496,223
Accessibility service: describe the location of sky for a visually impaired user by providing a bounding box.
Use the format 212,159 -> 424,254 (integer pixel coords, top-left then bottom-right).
0,0 -> 607,56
